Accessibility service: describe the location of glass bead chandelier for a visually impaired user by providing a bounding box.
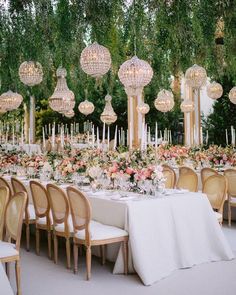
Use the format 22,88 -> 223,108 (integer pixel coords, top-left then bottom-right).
0,90 -> 23,111
49,67 -> 75,113
185,64 -> 207,89
80,42 -> 111,78
229,87 -> 236,104
100,94 -> 117,125
64,109 -> 75,118
154,89 -> 175,112
19,61 -> 43,86
136,102 -> 150,115
118,56 -> 153,96
207,81 -> 223,100
180,99 -> 195,113
78,99 -> 95,116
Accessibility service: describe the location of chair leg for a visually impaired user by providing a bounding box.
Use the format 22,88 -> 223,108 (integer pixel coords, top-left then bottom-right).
54,234 -> 58,264
5,262 -> 10,279
100,245 -> 106,265
66,238 -> 71,269
15,260 -> 21,295
48,230 -> 52,259
86,245 -> 91,280
79,245 -> 83,256
122,240 -> 128,275
73,243 -> 78,274
228,203 -> 231,227
36,228 -> 40,255
26,223 -> 30,252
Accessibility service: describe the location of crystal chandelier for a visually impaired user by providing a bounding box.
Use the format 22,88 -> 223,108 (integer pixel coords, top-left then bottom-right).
19,61 -> 43,86
78,99 -> 95,116
100,94 -> 117,125
207,81 -> 223,100
64,109 -> 75,118
180,99 -> 195,113
154,89 -> 175,112
118,56 -> 153,96
229,87 -> 236,104
49,67 -> 75,113
185,64 -> 207,89
136,102 -> 150,115
0,106 -> 6,114
80,42 -> 111,78
0,90 -> 23,111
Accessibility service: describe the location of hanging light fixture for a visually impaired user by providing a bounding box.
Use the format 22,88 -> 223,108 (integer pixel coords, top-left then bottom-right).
154,89 -> 175,112
207,81 -> 223,100
185,64 -> 207,89
78,99 -> 95,116
118,56 -> 153,96
19,61 -> 43,86
0,90 -> 23,111
229,87 -> 236,104
49,67 -> 75,113
180,99 -> 195,113
64,109 -> 75,118
136,102 -> 150,115
100,94 -> 117,125
80,42 -> 111,78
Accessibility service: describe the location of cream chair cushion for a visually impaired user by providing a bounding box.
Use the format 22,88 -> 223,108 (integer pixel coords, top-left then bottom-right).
214,211 -> 222,222
229,197 -> 236,205
24,204 -> 36,220
37,211 -> 53,225
0,241 -> 19,258
75,220 -> 128,241
54,215 -> 73,233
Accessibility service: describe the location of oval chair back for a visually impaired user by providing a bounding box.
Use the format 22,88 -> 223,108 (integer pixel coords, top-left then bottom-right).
177,166 -> 198,192
201,168 -> 218,187
0,186 -> 9,240
162,165 -> 176,189
0,177 -> 12,199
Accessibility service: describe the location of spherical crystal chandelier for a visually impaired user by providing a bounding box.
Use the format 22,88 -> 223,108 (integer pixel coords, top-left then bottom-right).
78,99 -> 95,116
154,89 -> 175,112
229,87 -> 236,104
207,81 -> 223,100
0,90 -> 23,111
100,94 -> 117,125
49,67 -> 75,113
136,102 -> 150,115
118,56 -> 153,96
19,61 -> 43,86
185,64 -> 207,89
80,42 -> 111,78
180,99 -> 195,113
64,109 -> 75,118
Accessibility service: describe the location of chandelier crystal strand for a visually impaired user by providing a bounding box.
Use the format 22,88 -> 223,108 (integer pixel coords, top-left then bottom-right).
229,87 -> 236,104
19,61 -> 43,86
0,90 -> 23,111
207,81 -> 223,100
80,42 -> 111,78
100,94 -> 117,125
180,99 -> 195,113
154,89 -> 175,112
185,64 -> 207,89
136,102 -> 150,115
64,109 -> 75,118
118,56 -> 153,96
78,99 -> 95,115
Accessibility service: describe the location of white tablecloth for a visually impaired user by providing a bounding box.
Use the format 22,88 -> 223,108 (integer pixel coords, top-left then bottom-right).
0,264 -> 14,295
1,143 -> 41,155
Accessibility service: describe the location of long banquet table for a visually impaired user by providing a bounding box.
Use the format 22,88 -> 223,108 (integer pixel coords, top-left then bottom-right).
3,176 -> 235,286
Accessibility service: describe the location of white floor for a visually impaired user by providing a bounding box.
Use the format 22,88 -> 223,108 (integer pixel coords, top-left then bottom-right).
7,224 -> 236,295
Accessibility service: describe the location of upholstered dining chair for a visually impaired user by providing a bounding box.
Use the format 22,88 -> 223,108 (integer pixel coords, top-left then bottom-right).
0,186 -> 9,241
224,169 -> 236,226
162,165 -> 176,189
202,174 -> 227,224
66,186 -> 129,280
176,166 -> 198,192
30,181 -> 52,258
47,183 -> 73,269
0,177 -> 12,200
201,168 -> 218,187
11,177 -> 36,251
0,192 -> 27,295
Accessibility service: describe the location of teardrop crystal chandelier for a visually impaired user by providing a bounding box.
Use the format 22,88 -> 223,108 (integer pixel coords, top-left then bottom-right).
136,102 -> 150,115
185,64 -> 207,89
207,81 -> 223,100
19,61 -> 43,86
118,56 -> 153,96
229,87 -> 236,104
0,90 -> 23,111
180,99 -> 195,113
80,42 -> 111,78
64,109 -> 75,118
49,67 -> 75,113
100,94 -> 117,125
154,89 -> 175,112
78,99 -> 95,116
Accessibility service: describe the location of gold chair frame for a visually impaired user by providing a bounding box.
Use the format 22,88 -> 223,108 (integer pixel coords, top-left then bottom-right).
224,169 -> 236,226
177,166 -> 198,192
0,186 -> 9,240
